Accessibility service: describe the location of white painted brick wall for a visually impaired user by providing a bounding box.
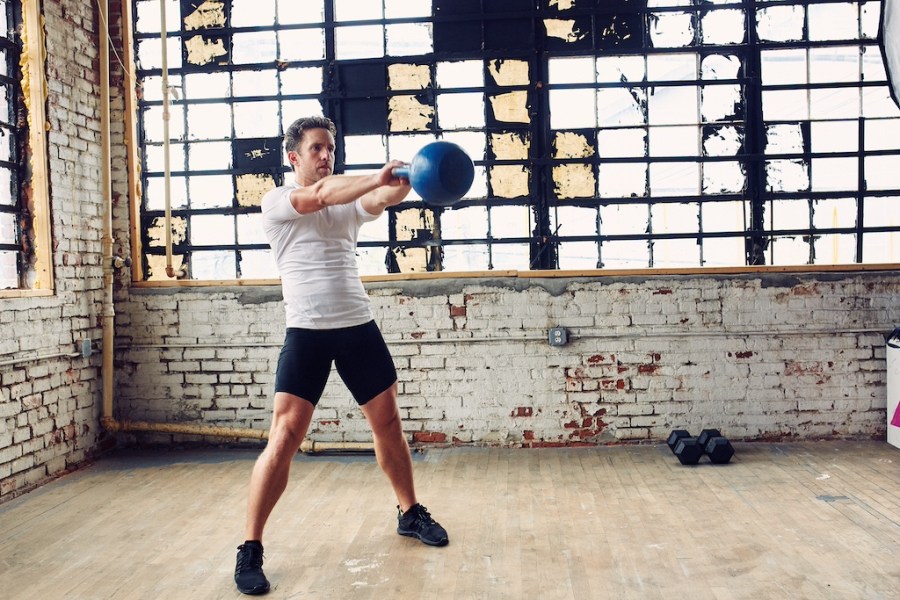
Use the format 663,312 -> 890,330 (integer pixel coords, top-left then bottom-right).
0,0 -> 106,502
108,272 -> 900,449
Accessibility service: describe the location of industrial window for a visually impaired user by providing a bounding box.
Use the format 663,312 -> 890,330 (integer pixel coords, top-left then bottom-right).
0,0 -> 50,294
129,0 -> 900,281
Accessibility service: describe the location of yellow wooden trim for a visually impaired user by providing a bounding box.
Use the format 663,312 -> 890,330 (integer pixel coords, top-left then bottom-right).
120,0 -> 144,283
20,0 -> 53,292
126,263 -> 899,289
0,288 -> 54,299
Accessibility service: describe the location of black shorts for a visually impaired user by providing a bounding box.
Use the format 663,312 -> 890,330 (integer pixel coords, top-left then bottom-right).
274,320 -> 397,406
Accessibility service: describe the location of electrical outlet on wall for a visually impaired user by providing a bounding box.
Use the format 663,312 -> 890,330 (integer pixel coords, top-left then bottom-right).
548,327 -> 568,346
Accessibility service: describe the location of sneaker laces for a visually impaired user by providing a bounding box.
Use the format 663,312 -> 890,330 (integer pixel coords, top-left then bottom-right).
409,504 -> 436,525
236,544 -> 264,574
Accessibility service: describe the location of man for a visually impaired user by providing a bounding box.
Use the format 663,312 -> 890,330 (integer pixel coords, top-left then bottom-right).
234,116 -> 448,596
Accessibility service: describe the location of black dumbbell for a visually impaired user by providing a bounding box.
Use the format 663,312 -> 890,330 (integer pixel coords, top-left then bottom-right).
704,436 -> 735,464
673,437 -> 704,465
666,429 -> 691,454
696,428 -> 721,447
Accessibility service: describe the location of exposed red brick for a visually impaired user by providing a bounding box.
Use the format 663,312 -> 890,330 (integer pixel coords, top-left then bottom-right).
512,406 -> 533,417
450,305 -> 466,317
413,431 -> 448,443
410,331 -> 425,339
638,364 -> 659,374
734,351 -> 754,359
587,354 -> 606,364
653,288 -> 673,295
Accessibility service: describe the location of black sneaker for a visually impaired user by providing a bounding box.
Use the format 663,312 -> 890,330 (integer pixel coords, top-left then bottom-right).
397,504 -> 449,547
234,541 -> 271,595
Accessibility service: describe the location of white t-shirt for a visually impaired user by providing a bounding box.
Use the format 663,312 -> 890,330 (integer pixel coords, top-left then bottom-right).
261,181 -> 380,329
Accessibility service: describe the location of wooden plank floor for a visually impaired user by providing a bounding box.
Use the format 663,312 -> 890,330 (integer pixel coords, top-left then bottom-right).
2,442 -> 900,599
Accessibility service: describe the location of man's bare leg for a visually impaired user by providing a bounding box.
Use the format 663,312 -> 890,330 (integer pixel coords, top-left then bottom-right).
243,392 -> 316,541
360,382 -> 417,512
361,383 -> 448,546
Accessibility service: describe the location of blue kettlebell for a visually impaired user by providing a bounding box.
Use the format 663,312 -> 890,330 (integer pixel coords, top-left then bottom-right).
392,141 -> 475,207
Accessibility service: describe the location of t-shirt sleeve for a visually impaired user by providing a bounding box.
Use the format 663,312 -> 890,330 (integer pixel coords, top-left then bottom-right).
355,198 -> 381,223
262,185 -> 302,222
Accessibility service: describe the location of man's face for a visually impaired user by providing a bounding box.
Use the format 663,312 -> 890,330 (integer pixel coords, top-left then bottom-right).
288,127 -> 335,184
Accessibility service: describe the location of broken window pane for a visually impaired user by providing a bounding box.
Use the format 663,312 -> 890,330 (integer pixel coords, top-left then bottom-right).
700,9 -> 745,45
553,164 -> 596,198
808,3 -> 859,41
756,5 -> 804,42
489,91 -> 530,123
489,165 -> 530,198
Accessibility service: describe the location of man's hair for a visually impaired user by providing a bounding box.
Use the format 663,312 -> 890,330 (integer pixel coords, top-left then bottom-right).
284,116 -> 337,155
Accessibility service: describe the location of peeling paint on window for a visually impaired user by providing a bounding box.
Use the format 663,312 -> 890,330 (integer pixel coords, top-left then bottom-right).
487,59 -> 529,86
544,19 -> 588,43
147,254 -> 186,281
388,95 -> 435,132
549,0 -> 577,10
388,64 -> 431,90
395,207 -> 435,242
185,35 -> 227,66
183,0 -> 226,31
235,174 -> 275,207
489,165 -> 530,198
393,247 -> 430,273
490,132 -> 530,160
649,12 -> 695,48
553,132 -> 595,159
148,216 -> 187,248
553,164 -> 595,199
489,91 -> 529,123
